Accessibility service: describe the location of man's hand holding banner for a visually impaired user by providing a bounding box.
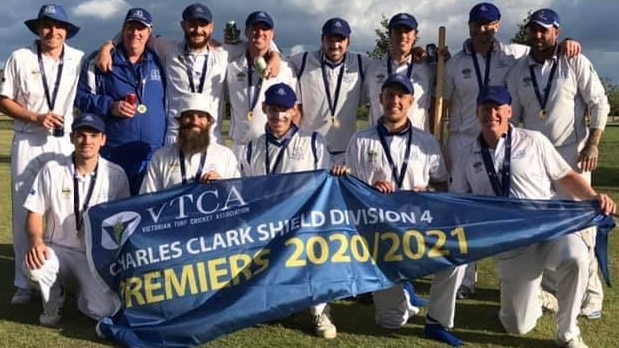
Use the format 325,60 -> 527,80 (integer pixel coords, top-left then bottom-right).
85,171 -> 615,348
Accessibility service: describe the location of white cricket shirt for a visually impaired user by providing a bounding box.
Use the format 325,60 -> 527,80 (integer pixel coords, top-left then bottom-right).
23,155 -> 130,251
140,142 -> 240,193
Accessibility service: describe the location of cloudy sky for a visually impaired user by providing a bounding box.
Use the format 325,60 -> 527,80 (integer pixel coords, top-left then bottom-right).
2,0 -> 619,82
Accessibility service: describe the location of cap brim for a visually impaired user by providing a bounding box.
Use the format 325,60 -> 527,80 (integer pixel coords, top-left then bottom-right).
323,29 -> 350,37
25,18 -> 80,39
178,108 -> 215,119
125,19 -> 152,28
389,20 -> 416,29
73,125 -> 105,133
184,15 -> 212,23
248,20 -> 273,29
382,81 -> 413,94
527,20 -> 556,29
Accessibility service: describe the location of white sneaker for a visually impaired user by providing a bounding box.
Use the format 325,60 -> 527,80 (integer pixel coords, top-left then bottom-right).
39,292 -> 65,327
10,288 -> 33,305
556,336 -> 589,348
313,307 -> 337,339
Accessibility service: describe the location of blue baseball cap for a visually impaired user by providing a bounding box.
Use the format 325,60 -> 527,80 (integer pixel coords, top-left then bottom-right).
322,17 -> 351,37
25,4 -> 80,39
477,86 -> 512,105
527,8 -> 561,29
264,83 -> 297,109
388,13 -> 418,30
381,74 -> 414,94
182,3 -> 213,23
124,8 -> 153,28
72,113 -> 106,133
469,2 -> 501,23
246,11 -> 274,29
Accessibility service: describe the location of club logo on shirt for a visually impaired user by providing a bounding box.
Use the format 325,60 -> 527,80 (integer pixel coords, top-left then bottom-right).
29,188 -> 36,195
559,68 -> 569,79
289,146 -> 305,160
31,70 -> 41,77
61,187 -> 72,196
522,76 -> 532,87
237,71 -> 247,81
375,74 -> 386,83
150,69 -> 162,81
367,150 -> 379,162
461,68 -> 472,79
100,211 -> 141,250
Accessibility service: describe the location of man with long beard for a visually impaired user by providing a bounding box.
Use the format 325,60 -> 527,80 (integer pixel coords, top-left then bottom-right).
140,95 -> 240,193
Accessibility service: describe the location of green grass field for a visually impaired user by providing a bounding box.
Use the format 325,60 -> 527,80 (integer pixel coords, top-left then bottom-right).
0,120 -> 617,348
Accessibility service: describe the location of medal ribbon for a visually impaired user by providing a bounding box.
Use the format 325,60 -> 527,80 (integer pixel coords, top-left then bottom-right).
72,156 -> 98,233
37,42 -> 65,112
184,44 -> 208,93
179,150 -> 207,185
529,51 -> 560,114
477,127 -> 512,197
471,45 -> 492,91
265,126 -> 299,174
320,53 -> 346,118
247,52 -> 264,112
376,122 -> 413,189
387,56 -> 414,78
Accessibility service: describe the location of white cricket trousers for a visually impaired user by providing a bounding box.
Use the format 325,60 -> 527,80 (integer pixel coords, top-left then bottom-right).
39,244 -> 118,320
11,131 -> 71,290
496,233 -> 589,342
552,142 -> 603,311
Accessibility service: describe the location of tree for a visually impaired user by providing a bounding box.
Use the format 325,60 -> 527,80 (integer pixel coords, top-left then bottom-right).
367,15 -> 390,59
511,10 -> 533,44
601,77 -> 619,116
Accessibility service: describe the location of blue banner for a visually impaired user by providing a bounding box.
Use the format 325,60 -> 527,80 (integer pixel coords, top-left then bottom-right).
85,171 -> 615,348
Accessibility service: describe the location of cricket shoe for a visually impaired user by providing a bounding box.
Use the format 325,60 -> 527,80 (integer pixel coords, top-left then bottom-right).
424,316 -> 463,347
39,292 -> 65,328
10,288 -> 34,306
314,306 -> 337,339
555,335 -> 589,348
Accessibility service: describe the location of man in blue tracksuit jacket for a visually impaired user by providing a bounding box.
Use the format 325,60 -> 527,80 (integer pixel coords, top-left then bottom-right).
75,8 -> 166,195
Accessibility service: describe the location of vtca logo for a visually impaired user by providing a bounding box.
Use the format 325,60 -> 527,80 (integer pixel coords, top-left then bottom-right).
100,212 -> 141,250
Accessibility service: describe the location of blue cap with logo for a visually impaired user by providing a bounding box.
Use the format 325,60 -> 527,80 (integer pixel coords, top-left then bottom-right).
264,83 -> 297,109
469,2 -> 501,23
477,86 -> 512,105
322,17 -> 351,37
381,74 -> 414,94
25,4 -> 80,39
182,3 -> 213,23
72,113 -> 106,133
527,8 -> 560,29
388,13 -> 418,30
246,11 -> 274,29
124,8 -> 153,28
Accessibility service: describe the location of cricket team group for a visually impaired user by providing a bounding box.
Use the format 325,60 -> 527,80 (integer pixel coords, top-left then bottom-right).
0,2 -> 616,347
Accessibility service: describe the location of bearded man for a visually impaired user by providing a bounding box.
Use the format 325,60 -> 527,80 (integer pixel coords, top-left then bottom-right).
139,95 -> 240,193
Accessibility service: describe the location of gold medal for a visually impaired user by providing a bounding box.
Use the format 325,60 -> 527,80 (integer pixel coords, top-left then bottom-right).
332,117 -> 341,129
137,104 -> 148,114
539,109 -> 547,119
247,111 -> 253,121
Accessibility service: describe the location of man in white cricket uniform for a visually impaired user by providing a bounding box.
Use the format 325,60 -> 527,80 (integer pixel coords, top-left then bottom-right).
240,83 -> 333,338
140,95 -> 239,193
445,2 -> 582,299
227,11 -> 298,160
94,3 -> 282,146
364,13 -> 434,131
289,17 -> 367,165
23,113 -> 130,327
506,9 -> 609,319
336,75 -> 465,345
0,4 -> 83,305
450,85 -> 615,348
